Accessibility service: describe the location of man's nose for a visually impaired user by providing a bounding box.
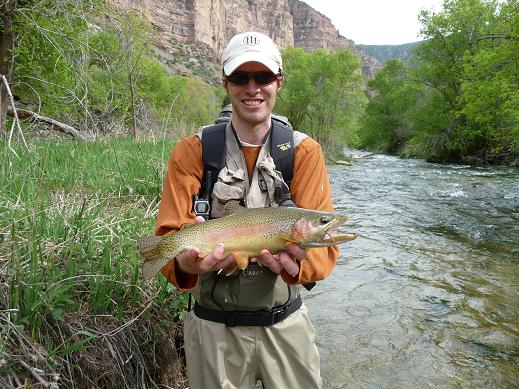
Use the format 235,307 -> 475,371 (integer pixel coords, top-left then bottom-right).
243,77 -> 260,91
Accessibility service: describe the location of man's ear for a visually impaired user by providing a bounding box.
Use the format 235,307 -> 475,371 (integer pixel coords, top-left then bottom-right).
221,77 -> 228,91
276,76 -> 284,92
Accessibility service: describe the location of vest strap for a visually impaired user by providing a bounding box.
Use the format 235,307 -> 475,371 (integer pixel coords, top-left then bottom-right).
270,120 -> 294,185
193,295 -> 302,327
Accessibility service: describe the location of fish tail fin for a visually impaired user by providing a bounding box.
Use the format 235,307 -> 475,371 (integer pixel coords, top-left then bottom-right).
142,258 -> 170,282
138,236 -> 169,281
138,236 -> 162,258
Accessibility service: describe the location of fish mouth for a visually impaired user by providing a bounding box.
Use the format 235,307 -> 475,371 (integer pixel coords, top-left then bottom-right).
308,215 -> 357,247
318,232 -> 358,245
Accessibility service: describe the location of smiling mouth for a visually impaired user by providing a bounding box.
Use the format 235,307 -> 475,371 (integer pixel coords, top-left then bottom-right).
242,99 -> 263,107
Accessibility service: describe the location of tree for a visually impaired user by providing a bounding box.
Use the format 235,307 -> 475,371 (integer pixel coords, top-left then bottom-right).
86,8 -> 155,135
275,47 -> 314,130
1,0 -> 101,137
409,0 -> 518,162
361,0 -> 519,163
456,0 -> 519,162
277,47 -> 366,148
360,59 -> 421,153
0,0 -> 17,136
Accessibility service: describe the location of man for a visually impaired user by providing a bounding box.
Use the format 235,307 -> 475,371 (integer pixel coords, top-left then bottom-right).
156,31 -> 339,389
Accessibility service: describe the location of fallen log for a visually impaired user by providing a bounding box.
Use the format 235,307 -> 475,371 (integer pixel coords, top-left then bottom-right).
6,107 -> 90,141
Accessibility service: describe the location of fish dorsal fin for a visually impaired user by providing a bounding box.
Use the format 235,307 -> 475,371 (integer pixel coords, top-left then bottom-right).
223,200 -> 245,216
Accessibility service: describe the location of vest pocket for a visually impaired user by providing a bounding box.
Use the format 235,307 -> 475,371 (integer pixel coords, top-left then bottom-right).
210,167 -> 245,218
254,156 -> 286,206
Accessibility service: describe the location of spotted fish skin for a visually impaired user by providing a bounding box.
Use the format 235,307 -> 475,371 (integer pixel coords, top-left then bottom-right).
138,204 -> 357,281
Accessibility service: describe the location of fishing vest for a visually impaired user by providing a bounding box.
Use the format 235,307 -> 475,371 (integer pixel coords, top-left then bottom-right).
190,120 -> 308,312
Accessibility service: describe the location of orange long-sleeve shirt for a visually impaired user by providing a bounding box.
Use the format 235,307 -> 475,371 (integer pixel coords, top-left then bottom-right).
155,133 -> 339,291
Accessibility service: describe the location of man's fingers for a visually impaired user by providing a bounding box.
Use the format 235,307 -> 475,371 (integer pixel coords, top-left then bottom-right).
278,251 -> 300,277
259,250 -> 276,267
194,216 -> 206,224
214,255 -> 236,271
256,250 -> 282,273
180,247 -> 201,260
190,245 -> 302,276
285,242 -> 306,261
213,243 -> 225,259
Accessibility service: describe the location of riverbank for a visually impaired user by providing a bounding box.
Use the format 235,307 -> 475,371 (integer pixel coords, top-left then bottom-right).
0,139 -> 188,387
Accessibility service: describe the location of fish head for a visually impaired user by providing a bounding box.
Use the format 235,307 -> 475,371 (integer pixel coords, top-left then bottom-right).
290,209 -> 356,247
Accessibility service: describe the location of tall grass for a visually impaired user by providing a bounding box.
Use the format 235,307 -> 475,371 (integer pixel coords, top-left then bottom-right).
0,139 -> 188,388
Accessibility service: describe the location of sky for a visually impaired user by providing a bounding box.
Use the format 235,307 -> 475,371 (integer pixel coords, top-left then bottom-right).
300,0 -> 444,45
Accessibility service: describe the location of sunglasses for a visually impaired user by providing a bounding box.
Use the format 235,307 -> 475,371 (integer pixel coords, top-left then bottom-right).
225,71 -> 281,85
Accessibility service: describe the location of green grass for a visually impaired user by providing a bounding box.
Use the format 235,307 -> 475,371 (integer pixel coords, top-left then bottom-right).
0,138 -> 188,388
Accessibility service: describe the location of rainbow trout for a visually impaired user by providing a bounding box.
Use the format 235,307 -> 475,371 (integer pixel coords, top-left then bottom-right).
138,202 -> 357,280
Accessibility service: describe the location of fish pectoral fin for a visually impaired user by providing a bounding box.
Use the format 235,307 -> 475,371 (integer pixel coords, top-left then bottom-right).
230,251 -> 249,270
225,263 -> 239,276
223,252 -> 249,277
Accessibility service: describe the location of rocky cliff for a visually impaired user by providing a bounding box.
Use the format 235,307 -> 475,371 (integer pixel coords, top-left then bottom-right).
289,0 -> 379,78
109,0 -> 380,80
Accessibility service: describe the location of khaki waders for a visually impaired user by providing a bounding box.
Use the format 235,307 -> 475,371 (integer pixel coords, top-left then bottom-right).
184,304 -> 322,389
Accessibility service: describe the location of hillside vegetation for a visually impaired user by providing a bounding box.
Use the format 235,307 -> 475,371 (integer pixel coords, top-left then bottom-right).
358,41 -> 421,64
0,2 -> 226,140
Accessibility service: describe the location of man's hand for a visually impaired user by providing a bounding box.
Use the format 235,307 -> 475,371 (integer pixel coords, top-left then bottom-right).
174,216 -> 235,274
251,243 -> 306,278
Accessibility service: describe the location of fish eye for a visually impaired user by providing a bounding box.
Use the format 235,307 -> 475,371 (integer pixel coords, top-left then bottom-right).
319,216 -> 331,225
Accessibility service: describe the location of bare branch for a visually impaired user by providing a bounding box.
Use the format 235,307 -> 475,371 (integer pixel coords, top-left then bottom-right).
7,107 -> 90,141
18,359 -> 52,389
1,74 -> 28,152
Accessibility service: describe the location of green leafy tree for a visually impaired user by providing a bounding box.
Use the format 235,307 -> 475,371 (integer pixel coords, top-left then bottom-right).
1,0 -> 100,135
86,9 -> 157,134
409,0 -> 518,162
456,0 -> 519,161
277,47 -> 366,150
180,77 -> 226,127
277,47 -> 315,130
360,59 -> 421,153
362,0 -> 519,164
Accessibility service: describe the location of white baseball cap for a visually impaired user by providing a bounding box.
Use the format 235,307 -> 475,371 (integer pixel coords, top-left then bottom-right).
222,31 -> 282,76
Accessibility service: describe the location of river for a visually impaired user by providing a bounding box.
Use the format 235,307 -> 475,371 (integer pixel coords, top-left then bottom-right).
306,152 -> 519,388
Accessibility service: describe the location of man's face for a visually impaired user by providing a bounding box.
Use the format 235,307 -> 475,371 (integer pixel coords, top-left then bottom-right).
222,62 -> 283,127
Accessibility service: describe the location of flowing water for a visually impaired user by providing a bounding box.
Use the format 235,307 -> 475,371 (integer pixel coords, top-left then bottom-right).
306,152 -> 519,389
